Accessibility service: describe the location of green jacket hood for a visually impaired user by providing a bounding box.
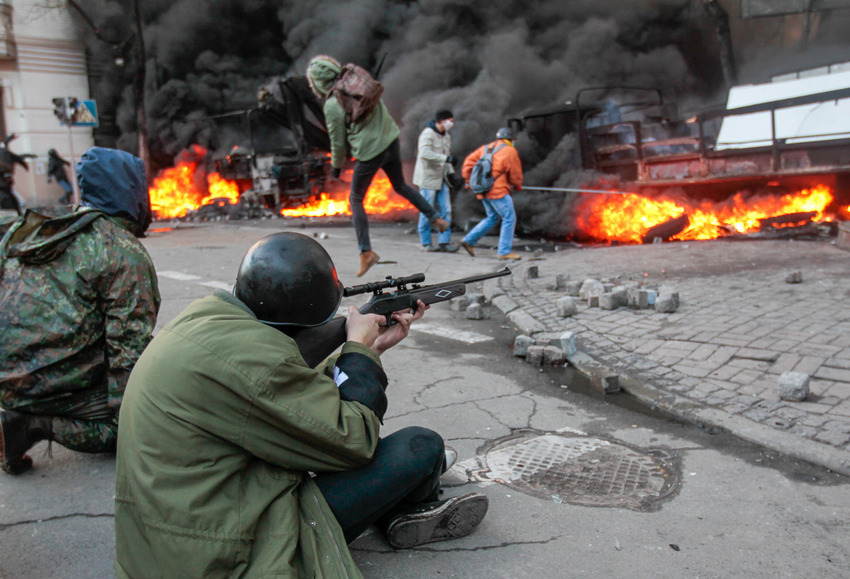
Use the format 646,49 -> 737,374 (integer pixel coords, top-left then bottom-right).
306,54 -> 342,98
0,208 -> 105,266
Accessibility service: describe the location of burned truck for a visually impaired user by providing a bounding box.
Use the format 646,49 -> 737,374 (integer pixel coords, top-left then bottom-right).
214,76 -> 331,210
511,70 -> 850,209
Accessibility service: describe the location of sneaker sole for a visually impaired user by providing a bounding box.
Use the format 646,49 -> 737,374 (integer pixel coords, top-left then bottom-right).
387,493 -> 489,549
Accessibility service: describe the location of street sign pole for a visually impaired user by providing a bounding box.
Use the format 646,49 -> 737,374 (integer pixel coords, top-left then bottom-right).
66,124 -> 80,205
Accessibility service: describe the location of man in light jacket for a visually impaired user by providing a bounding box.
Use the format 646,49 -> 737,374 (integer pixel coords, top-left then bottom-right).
413,109 -> 459,252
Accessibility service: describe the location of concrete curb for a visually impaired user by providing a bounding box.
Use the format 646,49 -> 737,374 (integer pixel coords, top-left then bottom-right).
495,301 -> 850,477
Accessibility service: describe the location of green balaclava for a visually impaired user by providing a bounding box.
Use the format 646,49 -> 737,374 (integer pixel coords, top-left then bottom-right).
307,55 -> 342,99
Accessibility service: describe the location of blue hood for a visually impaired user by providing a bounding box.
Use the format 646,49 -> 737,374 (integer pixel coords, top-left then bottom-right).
77,147 -> 150,234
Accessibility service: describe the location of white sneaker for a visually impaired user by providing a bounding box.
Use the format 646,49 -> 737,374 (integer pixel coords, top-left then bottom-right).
444,446 -> 458,472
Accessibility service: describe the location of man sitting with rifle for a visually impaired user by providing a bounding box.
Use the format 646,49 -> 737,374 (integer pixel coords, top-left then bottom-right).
115,232 -> 492,578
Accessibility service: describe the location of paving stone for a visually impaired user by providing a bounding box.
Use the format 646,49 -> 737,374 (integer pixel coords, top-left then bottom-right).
771,353 -> 802,374
823,420 -> 850,434
734,348 -> 780,362
547,273 -> 568,291
825,358 -> 850,370
814,430 -> 850,446
508,309 -> 546,335
465,302 -> 486,320
784,271 -> 803,284
578,279 -> 604,300
586,295 -> 600,308
674,364 -> 713,378
764,417 -> 793,430
491,294 -> 520,314
513,334 -> 534,357
542,345 -> 567,365
563,280 -> 582,297
815,366 -> 850,384
599,293 -> 619,310
777,371 -> 810,402
709,365 -> 741,381
655,292 -> 679,313
788,425 -> 818,439
829,400 -> 850,417
731,369 -> 764,385
556,296 -> 577,317
526,345 -> 545,366
524,265 -> 539,279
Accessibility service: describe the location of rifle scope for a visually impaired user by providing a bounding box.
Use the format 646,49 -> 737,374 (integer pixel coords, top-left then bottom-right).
343,273 -> 425,297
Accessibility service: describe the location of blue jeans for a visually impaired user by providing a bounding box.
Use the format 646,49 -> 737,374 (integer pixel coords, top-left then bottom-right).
417,183 -> 452,247
462,195 -> 516,256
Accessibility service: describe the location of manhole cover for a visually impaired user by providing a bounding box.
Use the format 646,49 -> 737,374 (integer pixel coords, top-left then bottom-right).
473,429 -> 680,511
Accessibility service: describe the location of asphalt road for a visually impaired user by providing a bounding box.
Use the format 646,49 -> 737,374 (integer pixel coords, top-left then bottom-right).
1,220 -> 848,578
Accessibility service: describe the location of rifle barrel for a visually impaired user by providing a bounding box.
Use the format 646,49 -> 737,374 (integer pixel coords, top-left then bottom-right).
419,267 -> 511,288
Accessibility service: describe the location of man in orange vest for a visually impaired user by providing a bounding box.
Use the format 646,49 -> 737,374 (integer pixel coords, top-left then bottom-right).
460,128 -> 523,260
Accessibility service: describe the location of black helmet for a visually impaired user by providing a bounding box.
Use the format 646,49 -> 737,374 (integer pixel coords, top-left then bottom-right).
234,232 -> 343,327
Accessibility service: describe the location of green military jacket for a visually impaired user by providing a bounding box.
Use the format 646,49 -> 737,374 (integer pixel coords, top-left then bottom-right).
0,208 -> 160,409
324,97 -> 400,169
115,291 -> 385,578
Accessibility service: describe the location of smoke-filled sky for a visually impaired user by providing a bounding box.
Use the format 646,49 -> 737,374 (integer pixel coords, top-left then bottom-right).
78,0 -> 716,163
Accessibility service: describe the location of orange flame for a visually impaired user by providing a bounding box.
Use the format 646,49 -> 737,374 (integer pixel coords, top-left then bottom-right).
280,170 -> 413,218
575,184 -> 837,243
149,145 -> 240,219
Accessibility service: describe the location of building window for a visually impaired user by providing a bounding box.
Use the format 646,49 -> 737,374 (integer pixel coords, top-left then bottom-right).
0,2 -> 15,61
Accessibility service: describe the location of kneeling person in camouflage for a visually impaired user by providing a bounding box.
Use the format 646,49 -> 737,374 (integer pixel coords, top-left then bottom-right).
0,147 -> 160,474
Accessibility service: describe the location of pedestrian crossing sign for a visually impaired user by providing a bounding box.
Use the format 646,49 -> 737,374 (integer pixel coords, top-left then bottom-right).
70,99 -> 98,127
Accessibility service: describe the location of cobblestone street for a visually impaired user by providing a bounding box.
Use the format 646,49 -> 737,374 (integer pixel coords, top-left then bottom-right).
482,237 -> 850,474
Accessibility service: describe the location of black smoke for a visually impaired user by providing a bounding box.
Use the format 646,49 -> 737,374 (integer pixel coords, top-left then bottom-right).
75,0 -> 726,233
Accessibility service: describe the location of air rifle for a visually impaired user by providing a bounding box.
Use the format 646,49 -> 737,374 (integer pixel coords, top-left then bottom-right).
292,267 -> 512,367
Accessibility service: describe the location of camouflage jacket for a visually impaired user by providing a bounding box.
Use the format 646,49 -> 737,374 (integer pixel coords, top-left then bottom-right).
0,208 -> 160,409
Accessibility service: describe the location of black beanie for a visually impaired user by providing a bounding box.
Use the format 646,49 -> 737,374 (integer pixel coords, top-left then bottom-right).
435,109 -> 454,122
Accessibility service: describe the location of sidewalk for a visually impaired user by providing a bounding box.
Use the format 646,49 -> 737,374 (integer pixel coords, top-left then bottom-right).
478,237 -> 850,475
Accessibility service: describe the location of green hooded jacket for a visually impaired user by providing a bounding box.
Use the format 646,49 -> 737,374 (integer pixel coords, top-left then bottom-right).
115,291 -> 387,578
307,55 -> 400,168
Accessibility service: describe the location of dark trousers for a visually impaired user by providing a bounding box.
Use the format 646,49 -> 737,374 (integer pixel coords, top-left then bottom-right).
4,389 -> 117,453
350,139 -> 437,252
314,426 -> 445,543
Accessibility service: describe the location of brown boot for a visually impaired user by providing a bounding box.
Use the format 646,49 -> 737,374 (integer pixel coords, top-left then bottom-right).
0,409 -> 52,475
357,250 -> 381,277
432,218 -> 450,233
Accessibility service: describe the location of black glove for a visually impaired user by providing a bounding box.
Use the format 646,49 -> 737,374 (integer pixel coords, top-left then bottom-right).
446,155 -> 456,165
332,167 -> 341,179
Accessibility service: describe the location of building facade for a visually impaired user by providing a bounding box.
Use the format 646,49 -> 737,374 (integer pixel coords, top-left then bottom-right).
0,0 -> 93,208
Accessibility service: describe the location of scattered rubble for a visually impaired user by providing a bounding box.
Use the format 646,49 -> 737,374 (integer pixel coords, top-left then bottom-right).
655,291 -> 680,314
785,271 -> 803,284
547,273 -> 568,291
778,371 -> 810,401
578,279 -> 605,300
465,302 -> 486,320
557,296 -> 577,317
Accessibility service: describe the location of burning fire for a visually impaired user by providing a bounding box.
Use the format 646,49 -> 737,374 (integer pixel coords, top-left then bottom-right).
150,146 -> 414,220
149,145 -> 239,219
575,184 -> 838,243
280,169 -> 413,218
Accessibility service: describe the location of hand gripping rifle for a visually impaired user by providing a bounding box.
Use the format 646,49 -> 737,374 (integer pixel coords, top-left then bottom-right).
293,267 -> 512,367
